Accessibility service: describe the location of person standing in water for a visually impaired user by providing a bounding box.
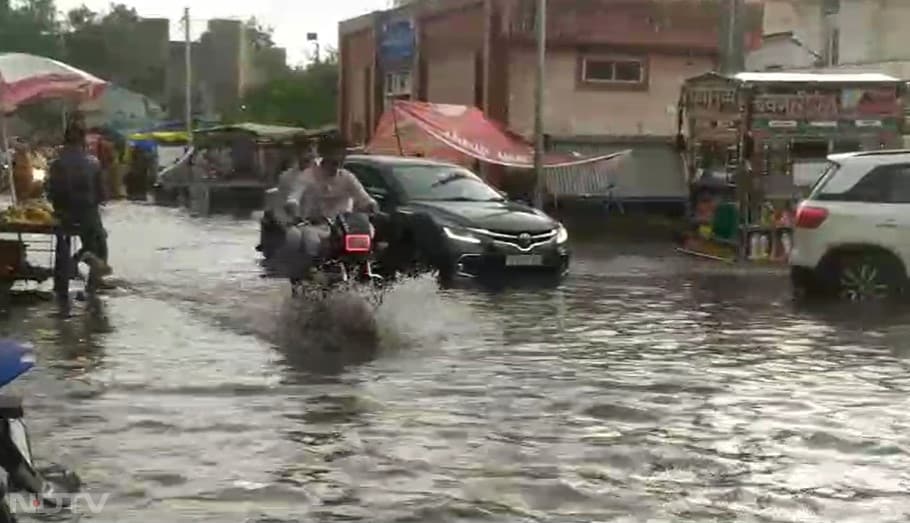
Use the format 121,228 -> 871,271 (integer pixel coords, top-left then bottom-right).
47,122 -> 112,298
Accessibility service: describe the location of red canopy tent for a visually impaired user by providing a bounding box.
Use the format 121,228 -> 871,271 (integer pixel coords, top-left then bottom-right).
367,100 -> 627,169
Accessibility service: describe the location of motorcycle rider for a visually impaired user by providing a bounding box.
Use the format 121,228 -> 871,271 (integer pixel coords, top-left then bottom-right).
281,132 -> 378,282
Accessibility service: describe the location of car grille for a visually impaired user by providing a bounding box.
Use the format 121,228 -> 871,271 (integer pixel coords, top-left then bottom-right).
467,227 -> 557,251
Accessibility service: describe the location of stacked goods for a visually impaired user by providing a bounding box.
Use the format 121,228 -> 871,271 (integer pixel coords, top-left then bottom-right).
0,200 -> 56,226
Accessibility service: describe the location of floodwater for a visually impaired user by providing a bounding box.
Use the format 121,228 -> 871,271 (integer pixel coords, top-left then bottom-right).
4,202 -> 910,522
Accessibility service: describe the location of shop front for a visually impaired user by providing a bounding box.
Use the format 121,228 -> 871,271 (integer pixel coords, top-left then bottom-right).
676,71 -> 905,263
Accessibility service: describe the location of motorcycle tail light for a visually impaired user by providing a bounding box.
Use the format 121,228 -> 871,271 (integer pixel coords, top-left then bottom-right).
344,234 -> 371,253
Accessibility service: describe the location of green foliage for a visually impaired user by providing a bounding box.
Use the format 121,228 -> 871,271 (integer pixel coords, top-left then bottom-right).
236,51 -> 338,129
61,3 -> 165,97
0,0 -> 63,57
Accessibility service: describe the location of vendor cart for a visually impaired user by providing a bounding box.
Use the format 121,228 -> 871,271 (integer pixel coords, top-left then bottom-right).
676,71 -> 906,263
0,222 -> 79,304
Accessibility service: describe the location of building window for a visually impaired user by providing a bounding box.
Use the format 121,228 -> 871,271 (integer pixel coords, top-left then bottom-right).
385,71 -> 411,97
578,56 -> 648,89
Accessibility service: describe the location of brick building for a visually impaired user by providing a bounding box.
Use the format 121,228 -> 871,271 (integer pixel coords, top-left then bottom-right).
339,0 -> 762,202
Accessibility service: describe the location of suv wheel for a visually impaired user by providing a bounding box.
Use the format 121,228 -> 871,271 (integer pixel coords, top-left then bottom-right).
833,252 -> 905,302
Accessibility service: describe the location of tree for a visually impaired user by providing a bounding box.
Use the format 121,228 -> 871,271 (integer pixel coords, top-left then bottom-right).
0,0 -> 63,57
237,50 -> 338,128
63,3 -> 163,97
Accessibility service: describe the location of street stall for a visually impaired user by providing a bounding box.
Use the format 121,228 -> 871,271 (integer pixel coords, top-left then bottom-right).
154,123 -> 327,214
0,53 -> 107,301
676,71 -> 905,263
367,100 -> 630,204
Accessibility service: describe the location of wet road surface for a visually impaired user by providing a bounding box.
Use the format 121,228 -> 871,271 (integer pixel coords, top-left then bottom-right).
4,202 -> 910,522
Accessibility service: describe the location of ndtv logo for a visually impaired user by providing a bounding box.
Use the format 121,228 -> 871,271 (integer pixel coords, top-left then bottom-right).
5,492 -> 110,514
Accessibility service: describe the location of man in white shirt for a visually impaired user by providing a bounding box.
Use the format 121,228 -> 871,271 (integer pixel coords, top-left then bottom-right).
281,133 -> 378,282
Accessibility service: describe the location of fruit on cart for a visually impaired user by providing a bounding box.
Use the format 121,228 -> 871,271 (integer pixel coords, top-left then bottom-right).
0,200 -> 56,225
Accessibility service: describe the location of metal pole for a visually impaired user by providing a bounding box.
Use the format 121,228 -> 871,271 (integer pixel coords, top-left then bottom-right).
184,7 -> 193,144
725,0 -> 735,73
0,113 -> 13,205
532,0 -> 547,209
389,97 -> 404,156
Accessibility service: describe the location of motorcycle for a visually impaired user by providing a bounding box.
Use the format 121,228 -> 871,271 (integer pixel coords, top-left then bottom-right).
0,340 -> 81,522
290,211 -> 387,298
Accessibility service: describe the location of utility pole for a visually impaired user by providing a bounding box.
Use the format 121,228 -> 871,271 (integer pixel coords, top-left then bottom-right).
532,0 -> 547,210
183,7 -> 193,144
722,0 -> 744,74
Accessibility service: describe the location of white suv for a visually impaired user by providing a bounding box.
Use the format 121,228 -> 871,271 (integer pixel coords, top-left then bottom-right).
790,150 -> 910,301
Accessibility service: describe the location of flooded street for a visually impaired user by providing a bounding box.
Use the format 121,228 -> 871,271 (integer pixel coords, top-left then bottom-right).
3,202 -> 910,522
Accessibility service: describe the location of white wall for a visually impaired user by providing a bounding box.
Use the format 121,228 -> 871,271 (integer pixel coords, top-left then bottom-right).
746,39 -> 818,71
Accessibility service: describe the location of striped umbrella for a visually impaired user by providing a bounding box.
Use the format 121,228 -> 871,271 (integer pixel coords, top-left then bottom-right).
0,53 -> 107,113
0,53 -> 107,203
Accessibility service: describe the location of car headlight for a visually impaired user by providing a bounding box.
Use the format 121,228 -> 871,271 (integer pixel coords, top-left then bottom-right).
443,226 -> 482,244
556,224 -> 568,244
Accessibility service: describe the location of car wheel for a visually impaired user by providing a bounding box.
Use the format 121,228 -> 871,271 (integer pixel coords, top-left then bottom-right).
834,252 -> 905,302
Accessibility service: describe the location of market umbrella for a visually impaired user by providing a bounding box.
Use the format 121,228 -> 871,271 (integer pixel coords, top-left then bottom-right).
0,339 -> 34,389
0,53 -> 106,113
0,53 -> 108,203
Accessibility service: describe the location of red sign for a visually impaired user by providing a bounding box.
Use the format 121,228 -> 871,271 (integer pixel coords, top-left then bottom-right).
752,94 -> 839,119
841,87 -> 901,117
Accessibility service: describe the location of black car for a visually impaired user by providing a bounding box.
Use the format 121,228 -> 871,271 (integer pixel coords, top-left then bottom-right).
258,155 -> 570,283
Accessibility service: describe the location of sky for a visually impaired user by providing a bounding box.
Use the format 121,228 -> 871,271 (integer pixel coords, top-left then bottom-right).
54,0 -> 389,66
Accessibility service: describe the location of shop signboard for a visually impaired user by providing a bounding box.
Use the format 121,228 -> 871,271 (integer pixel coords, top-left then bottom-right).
752,93 -> 839,120
751,118 -> 899,136
685,85 -> 740,118
841,86 -> 902,117
378,17 -> 415,69
751,85 -> 902,137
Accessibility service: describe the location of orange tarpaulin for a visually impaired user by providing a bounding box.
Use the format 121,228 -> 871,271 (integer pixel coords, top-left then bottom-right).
367,101 -> 626,169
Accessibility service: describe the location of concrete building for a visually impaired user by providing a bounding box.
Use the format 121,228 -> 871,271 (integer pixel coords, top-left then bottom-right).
748,0 -> 910,78
339,0 -> 762,203
165,19 -> 289,121
745,31 -> 820,71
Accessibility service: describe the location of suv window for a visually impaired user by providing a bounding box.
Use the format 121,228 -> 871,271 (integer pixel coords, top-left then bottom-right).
345,162 -> 392,202
886,165 -> 910,203
815,163 -> 910,203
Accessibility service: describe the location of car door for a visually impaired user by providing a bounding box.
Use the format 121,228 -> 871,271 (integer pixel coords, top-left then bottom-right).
879,164 -> 910,264
345,162 -> 395,212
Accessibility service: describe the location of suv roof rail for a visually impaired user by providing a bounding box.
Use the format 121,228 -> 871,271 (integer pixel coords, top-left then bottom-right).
849,149 -> 910,157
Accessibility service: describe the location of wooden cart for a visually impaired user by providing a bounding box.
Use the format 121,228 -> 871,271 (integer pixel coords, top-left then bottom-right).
0,222 -> 79,304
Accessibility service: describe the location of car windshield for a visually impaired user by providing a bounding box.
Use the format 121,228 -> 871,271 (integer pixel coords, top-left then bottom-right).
392,165 -> 505,202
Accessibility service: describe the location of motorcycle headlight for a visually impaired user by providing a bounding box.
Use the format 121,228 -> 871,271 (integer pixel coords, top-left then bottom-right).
556,224 -> 568,244
443,226 -> 482,244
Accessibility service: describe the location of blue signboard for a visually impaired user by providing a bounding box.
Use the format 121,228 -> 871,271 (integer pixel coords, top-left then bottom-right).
379,18 -> 415,68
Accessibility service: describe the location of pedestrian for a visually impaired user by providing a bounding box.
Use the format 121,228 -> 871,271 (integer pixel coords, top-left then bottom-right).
47,122 -> 112,299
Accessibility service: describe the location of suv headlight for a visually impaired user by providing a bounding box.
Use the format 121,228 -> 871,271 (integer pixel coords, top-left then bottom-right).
443,226 -> 482,244
556,224 -> 568,244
